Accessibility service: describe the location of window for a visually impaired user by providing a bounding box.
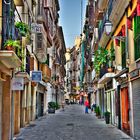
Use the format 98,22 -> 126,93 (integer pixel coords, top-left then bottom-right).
45,54 -> 49,66
121,41 -> 126,69
134,16 -> 140,60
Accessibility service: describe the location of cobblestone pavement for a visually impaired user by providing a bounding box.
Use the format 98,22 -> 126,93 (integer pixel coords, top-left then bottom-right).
15,105 -> 134,140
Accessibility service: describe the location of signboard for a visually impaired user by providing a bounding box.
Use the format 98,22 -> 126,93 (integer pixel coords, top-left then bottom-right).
129,69 -> 139,79
31,23 -> 42,33
88,87 -> 93,93
31,71 -> 42,82
11,78 -> 24,90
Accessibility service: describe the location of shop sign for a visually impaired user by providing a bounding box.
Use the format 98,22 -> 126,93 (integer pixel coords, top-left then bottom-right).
11,78 -> 24,90
31,71 -> 42,82
88,87 -> 93,92
129,69 -> 139,79
31,23 -> 42,33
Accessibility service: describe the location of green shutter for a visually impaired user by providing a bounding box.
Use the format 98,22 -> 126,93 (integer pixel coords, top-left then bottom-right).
121,41 -> 126,69
134,16 -> 140,60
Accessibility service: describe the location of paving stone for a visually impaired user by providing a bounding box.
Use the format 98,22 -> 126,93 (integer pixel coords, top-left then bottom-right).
15,105 -> 134,140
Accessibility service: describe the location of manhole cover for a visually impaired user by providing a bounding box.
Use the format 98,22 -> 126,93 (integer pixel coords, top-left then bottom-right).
66,123 -> 74,126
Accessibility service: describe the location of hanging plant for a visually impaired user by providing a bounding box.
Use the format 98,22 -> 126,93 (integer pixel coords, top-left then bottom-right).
107,46 -> 115,68
4,39 -> 20,50
15,22 -> 29,37
93,47 -> 108,74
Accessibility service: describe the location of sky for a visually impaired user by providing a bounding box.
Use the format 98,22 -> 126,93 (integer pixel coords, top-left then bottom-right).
59,0 -> 87,48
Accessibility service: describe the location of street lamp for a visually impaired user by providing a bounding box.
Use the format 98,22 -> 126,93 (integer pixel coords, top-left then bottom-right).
104,20 -> 112,35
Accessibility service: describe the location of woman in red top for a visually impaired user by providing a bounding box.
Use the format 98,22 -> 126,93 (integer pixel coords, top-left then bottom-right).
84,99 -> 89,113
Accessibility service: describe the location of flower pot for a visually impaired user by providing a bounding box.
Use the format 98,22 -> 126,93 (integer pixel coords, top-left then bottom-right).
5,46 -> 14,51
105,115 -> 110,124
48,108 -> 55,114
107,67 -> 113,73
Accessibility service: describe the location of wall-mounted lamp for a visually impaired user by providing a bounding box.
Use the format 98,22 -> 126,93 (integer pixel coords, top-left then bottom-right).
104,9 -> 112,35
104,20 -> 112,35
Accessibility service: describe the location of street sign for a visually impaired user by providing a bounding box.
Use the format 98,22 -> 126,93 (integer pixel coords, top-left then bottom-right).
88,87 -> 93,93
31,23 -> 42,33
31,71 -> 42,82
11,78 -> 24,90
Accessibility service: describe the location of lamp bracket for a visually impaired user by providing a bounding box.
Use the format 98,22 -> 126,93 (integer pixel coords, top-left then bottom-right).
112,36 -> 126,42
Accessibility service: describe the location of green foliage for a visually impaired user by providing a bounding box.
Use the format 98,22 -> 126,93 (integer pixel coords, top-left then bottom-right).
15,22 -> 29,36
48,102 -> 60,110
104,111 -> 110,116
107,45 -> 115,67
94,45 -> 116,72
4,39 -> 20,48
55,102 -> 60,109
95,106 -> 101,116
93,47 -> 108,74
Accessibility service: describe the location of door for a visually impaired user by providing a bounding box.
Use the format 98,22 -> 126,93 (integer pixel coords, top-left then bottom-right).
121,87 -> 130,134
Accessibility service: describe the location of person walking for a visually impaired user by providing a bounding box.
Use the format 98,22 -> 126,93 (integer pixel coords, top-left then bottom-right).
84,98 -> 89,114
61,100 -> 65,111
91,102 -> 96,113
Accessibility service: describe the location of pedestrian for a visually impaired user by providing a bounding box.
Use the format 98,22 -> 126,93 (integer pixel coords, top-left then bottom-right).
91,102 -> 95,113
61,100 -> 65,111
84,98 -> 89,114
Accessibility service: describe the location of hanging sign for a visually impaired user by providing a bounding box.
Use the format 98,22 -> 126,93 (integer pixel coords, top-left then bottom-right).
31,23 -> 42,33
11,78 -> 24,90
31,71 -> 42,82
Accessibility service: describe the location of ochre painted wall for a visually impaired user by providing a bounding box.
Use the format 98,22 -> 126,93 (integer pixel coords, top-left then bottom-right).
0,0 -> 2,49
2,76 -> 11,140
14,91 -> 20,134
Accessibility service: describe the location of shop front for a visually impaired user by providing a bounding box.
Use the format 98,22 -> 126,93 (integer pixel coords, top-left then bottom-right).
129,68 -> 140,139
36,82 -> 46,118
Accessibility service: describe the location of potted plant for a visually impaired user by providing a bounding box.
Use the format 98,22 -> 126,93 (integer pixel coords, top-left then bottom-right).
104,111 -> 110,124
95,106 -> 101,118
107,46 -> 115,72
48,101 -> 56,113
15,21 -> 29,36
94,47 -> 108,74
4,39 -> 20,51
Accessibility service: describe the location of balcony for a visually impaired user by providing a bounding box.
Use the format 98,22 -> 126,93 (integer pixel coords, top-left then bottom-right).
99,66 -> 108,78
37,9 -> 47,24
41,64 -> 51,82
93,1 -> 104,28
35,33 -> 47,63
98,66 -> 115,84
109,0 -> 130,25
0,51 -> 22,69
14,0 -> 24,6
98,0 -> 109,11
98,0 -> 113,46
98,72 -> 115,84
99,0 -> 130,47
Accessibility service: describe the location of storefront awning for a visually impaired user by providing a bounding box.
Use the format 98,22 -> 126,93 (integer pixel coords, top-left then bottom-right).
98,73 -> 115,84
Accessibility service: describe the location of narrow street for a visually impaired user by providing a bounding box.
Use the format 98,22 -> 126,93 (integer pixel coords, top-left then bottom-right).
16,105 -> 133,140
